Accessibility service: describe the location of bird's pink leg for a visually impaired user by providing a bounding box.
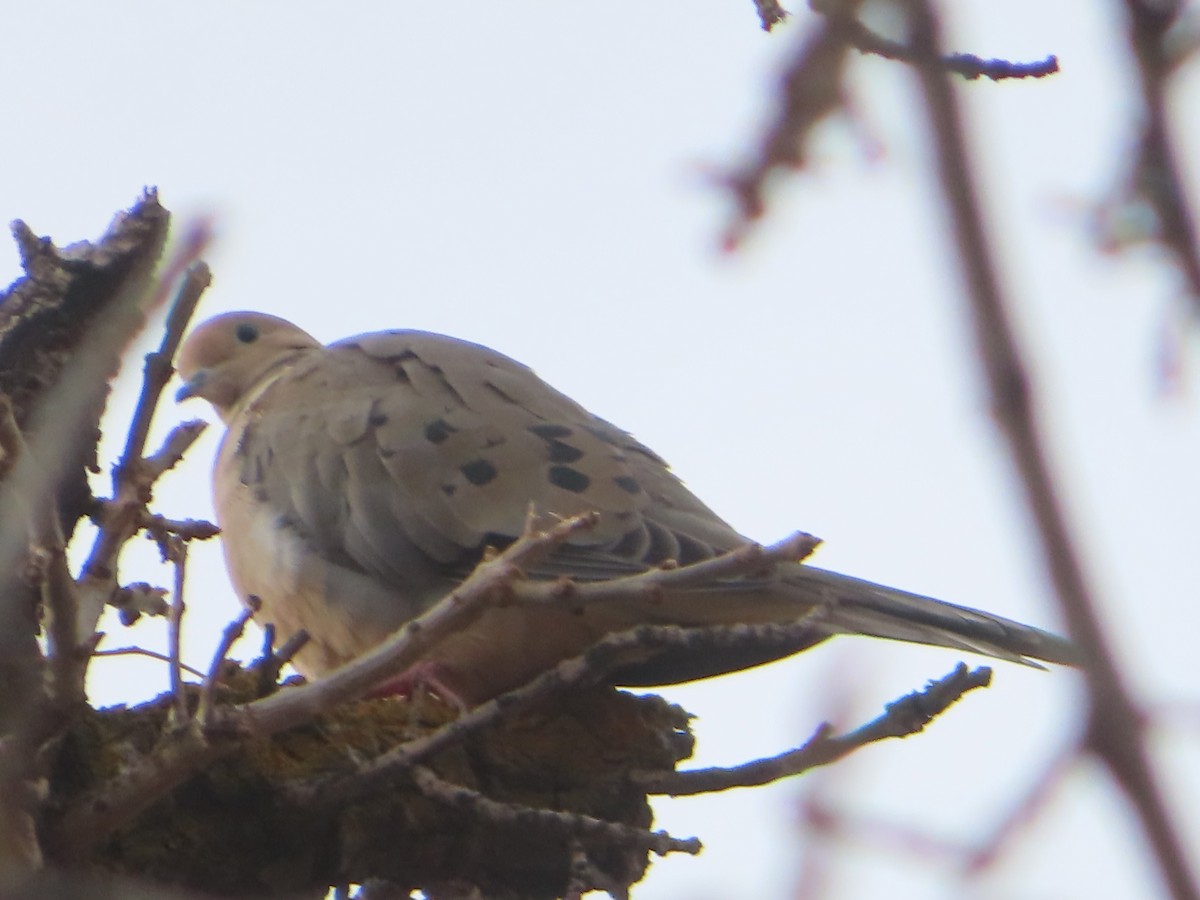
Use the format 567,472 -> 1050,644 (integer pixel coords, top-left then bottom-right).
368,660 -> 472,713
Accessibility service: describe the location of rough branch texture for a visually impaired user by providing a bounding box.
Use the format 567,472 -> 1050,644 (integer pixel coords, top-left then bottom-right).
43,682 -> 693,898
0,196 -> 168,537
0,193 -> 167,738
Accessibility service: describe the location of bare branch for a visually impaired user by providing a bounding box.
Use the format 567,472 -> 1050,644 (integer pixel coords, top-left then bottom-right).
723,10 -> 856,249
45,516 -> 600,859
75,242 -> 212,642
166,537 -> 188,723
637,663 -> 990,795
116,263 -> 211,479
723,5 -> 1060,247
196,599 -> 259,727
138,511 -> 219,546
0,195 -> 170,766
840,12 -> 1058,80
90,647 -> 205,679
143,419 -> 208,479
48,685 -> 690,892
410,764 -> 701,858
964,739 -> 1079,872
0,396 -> 87,713
904,1 -> 1198,897
1117,0 -> 1200,310
312,618 -> 824,807
511,531 -> 821,609
251,626 -> 310,698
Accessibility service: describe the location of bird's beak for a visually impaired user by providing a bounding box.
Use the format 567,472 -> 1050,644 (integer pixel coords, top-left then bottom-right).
175,371 -> 206,403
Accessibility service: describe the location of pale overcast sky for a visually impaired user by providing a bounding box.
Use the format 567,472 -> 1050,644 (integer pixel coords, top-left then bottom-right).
3,2 -> 1199,898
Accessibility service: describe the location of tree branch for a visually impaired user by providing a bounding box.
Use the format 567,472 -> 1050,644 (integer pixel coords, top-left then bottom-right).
1116,0 -> 1200,310
904,1 -> 1199,897
636,663 -> 990,795
410,764 -> 701,857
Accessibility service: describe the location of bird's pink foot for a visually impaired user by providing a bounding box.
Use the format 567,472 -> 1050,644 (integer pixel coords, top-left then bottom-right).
369,660 -> 472,714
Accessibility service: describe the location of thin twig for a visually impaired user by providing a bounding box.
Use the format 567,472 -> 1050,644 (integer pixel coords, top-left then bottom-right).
841,13 -> 1058,81
410,765 -> 701,858
75,419 -> 209,631
143,419 -> 209,478
799,797 -> 972,863
117,262 -> 212,482
138,511 -> 220,545
511,531 -> 820,608
166,537 -> 188,723
905,2 -> 1198,898
90,647 -> 205,679
253,628 -> 310,698
635,663 -> 990,795
196,600 -> 259,727
964,739 -> 1079,872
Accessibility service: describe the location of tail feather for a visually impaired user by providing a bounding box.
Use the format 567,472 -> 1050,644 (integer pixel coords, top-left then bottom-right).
789,566 -> 1080,667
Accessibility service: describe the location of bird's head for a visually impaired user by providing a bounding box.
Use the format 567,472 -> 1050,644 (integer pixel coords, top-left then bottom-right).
176,312 -> 321,422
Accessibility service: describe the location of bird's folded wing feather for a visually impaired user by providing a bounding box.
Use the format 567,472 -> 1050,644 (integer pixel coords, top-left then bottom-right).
230,329 -> 754,598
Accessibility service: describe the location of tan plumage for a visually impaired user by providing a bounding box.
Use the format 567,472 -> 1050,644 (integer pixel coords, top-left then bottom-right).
176,311 -> 1077,704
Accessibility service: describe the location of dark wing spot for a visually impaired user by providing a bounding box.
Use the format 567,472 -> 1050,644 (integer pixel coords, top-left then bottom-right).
441,483 -> 458,497
425,419 -> 456,444
528,423 -> 573,440
546,440 -> 584,464
612,476 -> 641,494
547,465 -> 591,494
369,412 -> 389,427
528,423 -> 584,463
460,459 -> 499,486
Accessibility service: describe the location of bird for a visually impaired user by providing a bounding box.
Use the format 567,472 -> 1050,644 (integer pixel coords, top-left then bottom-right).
175,311 -> 1077,706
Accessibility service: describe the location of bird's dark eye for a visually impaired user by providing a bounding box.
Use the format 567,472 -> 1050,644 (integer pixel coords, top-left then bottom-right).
235,323 -> 259,344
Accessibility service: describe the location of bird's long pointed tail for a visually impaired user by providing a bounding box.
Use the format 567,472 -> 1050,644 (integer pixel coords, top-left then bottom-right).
790,565 -> 1080,667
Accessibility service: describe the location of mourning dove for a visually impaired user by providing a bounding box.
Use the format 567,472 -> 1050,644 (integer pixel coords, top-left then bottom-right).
176,311 -> 1076,705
